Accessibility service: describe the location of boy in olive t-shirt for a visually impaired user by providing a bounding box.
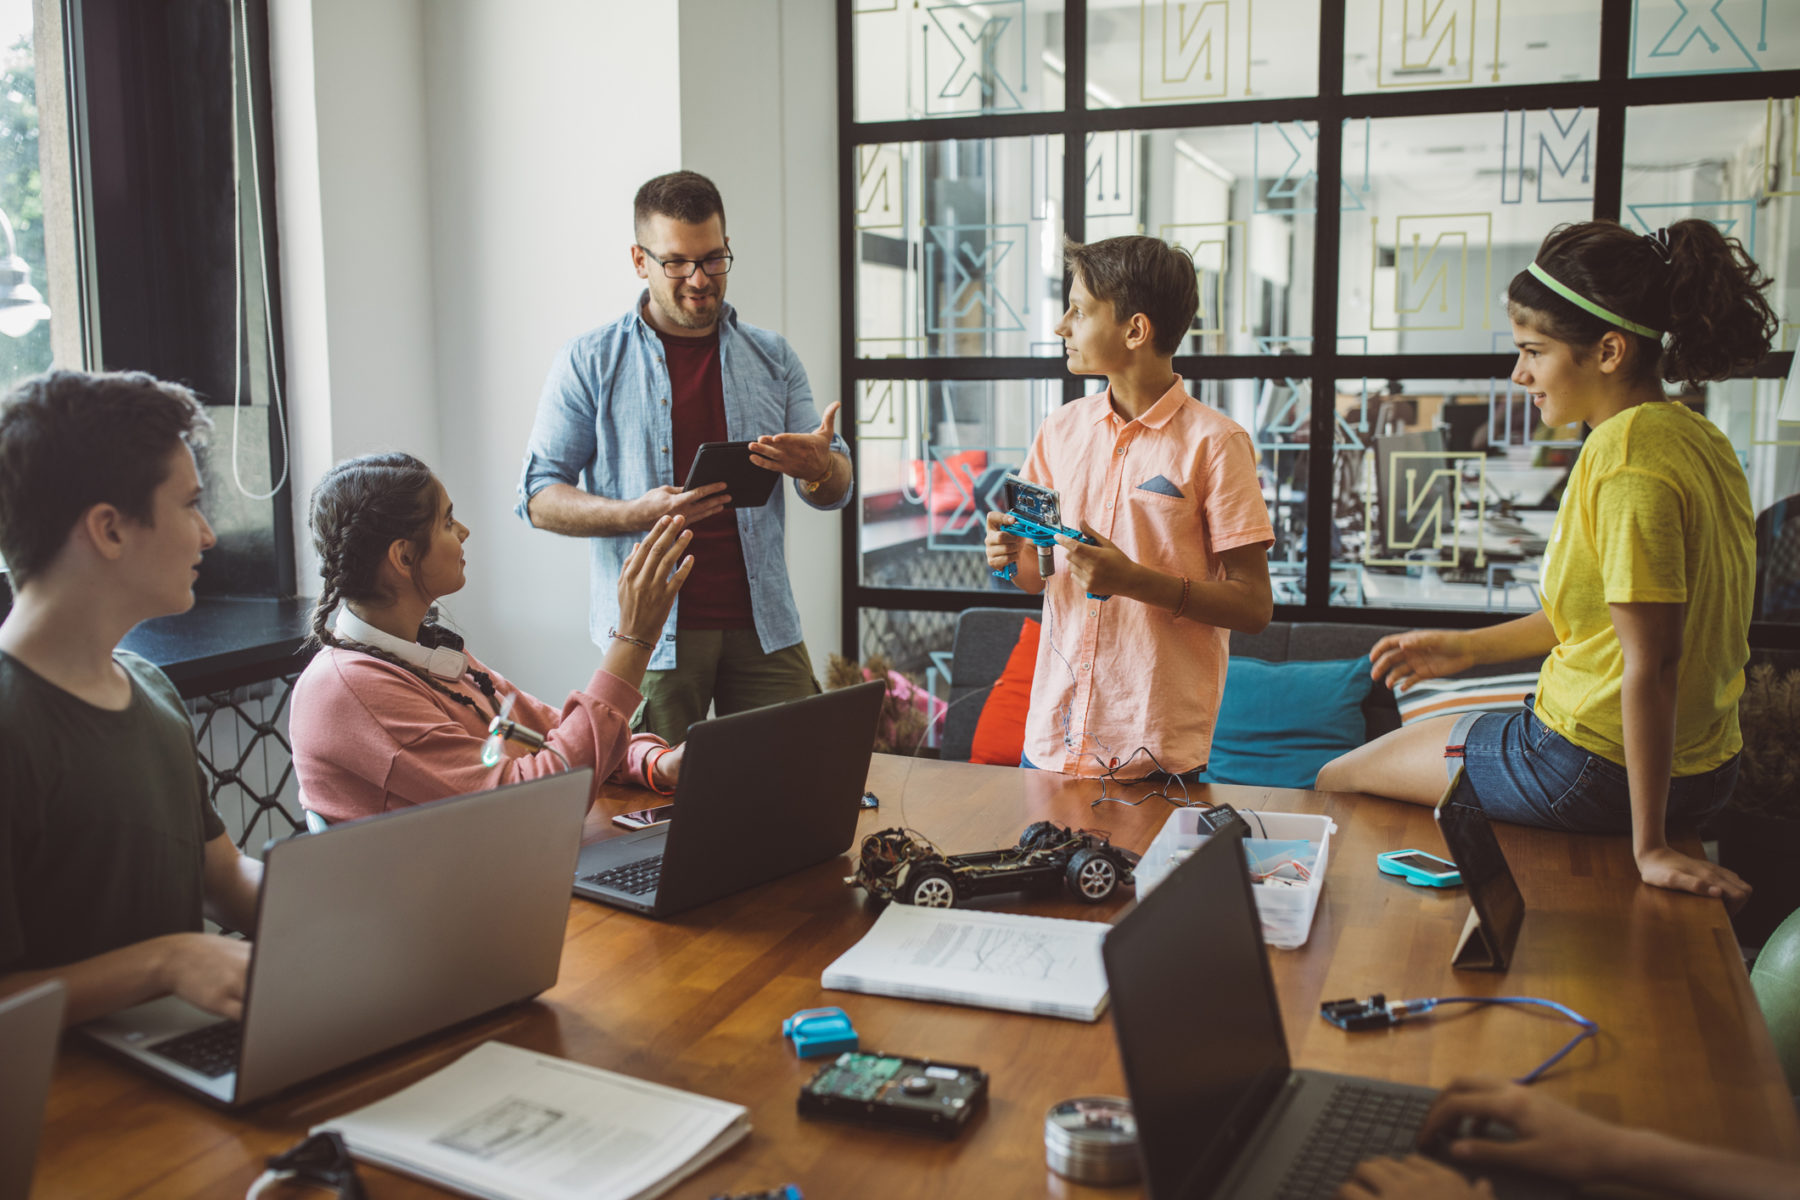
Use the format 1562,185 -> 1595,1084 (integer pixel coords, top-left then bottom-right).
0,371 -> 262,1027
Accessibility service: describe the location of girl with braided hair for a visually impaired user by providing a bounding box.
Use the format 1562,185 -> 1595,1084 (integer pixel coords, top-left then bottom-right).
291,452 -> 692,822
1318,218 -> 1773,906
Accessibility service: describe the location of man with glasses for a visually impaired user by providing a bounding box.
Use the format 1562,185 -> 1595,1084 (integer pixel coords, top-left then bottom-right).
517,170 -> 852,743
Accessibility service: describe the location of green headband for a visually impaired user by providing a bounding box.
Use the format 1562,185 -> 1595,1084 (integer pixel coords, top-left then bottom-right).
1525,262 -> 1663,340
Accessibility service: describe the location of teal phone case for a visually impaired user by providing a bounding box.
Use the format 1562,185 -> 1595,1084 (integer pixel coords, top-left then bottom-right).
1376,848 -> 1463,888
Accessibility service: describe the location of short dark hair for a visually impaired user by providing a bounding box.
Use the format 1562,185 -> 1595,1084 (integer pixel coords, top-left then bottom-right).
0,369 -> 211,589
1063,235 -> 1199,357
634,170 -> 727,242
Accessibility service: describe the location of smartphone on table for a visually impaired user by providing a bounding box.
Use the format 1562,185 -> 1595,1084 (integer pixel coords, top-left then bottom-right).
611,803 -> 675,830
1375,848 -> 1463,888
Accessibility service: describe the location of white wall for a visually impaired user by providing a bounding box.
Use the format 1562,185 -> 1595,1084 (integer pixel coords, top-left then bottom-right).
419,0 -> 682,697
270,0 -> 441,589
678,0 -> 843,679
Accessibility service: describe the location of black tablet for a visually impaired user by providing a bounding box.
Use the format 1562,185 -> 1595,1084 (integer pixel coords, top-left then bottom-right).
682,441 -> 780,508
1436,769 -> 1525,972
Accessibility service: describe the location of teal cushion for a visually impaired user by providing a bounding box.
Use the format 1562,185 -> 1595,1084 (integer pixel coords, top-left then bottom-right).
1198,656 -> 1374,789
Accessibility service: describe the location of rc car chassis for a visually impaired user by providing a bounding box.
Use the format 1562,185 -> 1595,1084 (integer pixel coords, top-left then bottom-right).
849,821 -> 1140,908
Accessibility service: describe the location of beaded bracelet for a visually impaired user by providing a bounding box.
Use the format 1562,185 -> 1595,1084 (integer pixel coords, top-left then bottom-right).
1172,575 -> 1191,620
609,627 -> 657,651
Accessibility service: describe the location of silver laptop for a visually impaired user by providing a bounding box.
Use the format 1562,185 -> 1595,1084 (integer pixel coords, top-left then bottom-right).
1104,826 -> 1570,1200
574,681 -> 886,917
82,769 -> 592,1108
0,981 -> 65,1200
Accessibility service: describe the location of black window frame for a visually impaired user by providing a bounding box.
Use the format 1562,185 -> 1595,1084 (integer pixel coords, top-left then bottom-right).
836,0 -> 1800,655
63,0 -> 294,599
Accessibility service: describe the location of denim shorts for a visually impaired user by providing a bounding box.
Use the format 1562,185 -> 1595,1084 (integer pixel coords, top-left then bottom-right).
1449,697 -> 1739,833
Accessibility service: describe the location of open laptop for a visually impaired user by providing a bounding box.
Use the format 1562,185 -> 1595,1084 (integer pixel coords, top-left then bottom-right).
1103,826 -> 1569,1200
1437,769 -> 1526,971
1,981 -> 65,1200
82,769 -> 592,1108
574,681 -> 886,917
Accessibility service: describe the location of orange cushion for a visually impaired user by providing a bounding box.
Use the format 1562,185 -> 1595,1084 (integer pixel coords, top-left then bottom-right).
968,617 -> 1041,766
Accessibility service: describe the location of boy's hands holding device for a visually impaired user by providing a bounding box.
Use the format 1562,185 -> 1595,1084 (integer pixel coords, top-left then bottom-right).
1055,521 -> 1143,599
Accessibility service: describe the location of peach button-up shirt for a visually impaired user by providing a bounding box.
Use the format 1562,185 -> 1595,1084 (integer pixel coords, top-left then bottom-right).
1020,379 -> 1272,778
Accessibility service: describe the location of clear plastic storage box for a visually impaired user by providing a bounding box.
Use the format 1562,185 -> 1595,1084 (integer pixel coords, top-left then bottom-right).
1133,808 -> 1337,949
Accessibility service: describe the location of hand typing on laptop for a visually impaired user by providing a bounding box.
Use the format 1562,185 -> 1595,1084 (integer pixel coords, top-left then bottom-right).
154,934 -> 251,1022
1338,1077 -> 1800,1200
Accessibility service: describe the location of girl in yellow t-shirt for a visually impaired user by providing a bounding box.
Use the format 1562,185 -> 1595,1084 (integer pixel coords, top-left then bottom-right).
1317,219 -> 1774,906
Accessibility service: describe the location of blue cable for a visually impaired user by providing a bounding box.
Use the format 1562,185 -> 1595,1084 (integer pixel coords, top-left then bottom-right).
1400,995 -> 1597,1085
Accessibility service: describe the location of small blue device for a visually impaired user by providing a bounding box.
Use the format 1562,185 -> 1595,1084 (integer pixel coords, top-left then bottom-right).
782,1006 -> 859,1058
991,474 -> 1110,600
1376,849 -> 1462,888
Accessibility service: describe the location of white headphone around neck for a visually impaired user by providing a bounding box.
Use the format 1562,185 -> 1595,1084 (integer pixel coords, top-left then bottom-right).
333,608 -> 468,681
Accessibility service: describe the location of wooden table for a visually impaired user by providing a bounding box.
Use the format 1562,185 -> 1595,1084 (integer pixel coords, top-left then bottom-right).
35,757 -> 1800,1198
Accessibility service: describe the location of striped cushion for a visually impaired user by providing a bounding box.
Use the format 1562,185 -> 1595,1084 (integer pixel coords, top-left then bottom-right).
1395,672 -> 1538,726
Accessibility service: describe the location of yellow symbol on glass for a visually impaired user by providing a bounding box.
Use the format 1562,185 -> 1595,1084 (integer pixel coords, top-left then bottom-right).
856,145 -> 904,231
1377,0 -> 1498,88
1159,221 -> 1247,335
1765,99 -> 1800,199
857,380 -> 913,442
1363,451 -> 1489,569
1368,213 -> 1493,333
1139,0 -> 1237,103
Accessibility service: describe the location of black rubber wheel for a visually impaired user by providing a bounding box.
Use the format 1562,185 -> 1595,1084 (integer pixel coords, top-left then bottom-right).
1066,848 -> 1118,902
905,865 -> 959,908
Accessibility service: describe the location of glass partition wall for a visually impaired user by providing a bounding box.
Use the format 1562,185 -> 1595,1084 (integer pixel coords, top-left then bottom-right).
839,0 -> 1800,692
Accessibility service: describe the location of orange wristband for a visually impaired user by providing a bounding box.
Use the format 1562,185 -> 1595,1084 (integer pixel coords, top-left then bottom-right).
644,745 -> 676,796
1172,575 -> 1191,620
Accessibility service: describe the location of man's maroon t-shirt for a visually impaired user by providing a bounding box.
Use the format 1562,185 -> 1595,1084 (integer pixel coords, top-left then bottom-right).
660,329 -> 755,629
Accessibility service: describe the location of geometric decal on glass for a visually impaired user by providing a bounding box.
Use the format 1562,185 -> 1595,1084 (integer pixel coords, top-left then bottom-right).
856,144 -> 906,230
924,223 -> 1030,334
1254,120 -> 1368,213
1499,108 -> 1594,205
1363,449 -> 1491,569
1159,220 -> 1247,334
1375,0 -> 1495,89
1765,98 -> 1800,197
1255,334 -> 1373,440
1086,130 -> 1138,218
924,444 -> 1031,549
924,0 -> 1027,115
859,380 -> 913,441
1368,212 -> 1494,332
1630,0 -> 1772,77
1622,198 -> 1758,255
1138,0 -> 1239,103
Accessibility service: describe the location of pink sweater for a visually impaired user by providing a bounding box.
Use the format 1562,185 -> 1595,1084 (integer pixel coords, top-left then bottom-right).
290,646 -> 664,822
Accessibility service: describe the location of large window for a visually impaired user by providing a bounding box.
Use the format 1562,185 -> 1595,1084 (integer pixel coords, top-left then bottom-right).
839,0 -> 1800,685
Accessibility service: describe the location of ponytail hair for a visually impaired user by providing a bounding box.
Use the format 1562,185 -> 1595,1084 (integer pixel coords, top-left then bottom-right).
1507,218 -> 1777,388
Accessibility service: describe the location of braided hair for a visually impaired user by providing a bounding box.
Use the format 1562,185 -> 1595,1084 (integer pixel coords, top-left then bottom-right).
305,452 -> 499,720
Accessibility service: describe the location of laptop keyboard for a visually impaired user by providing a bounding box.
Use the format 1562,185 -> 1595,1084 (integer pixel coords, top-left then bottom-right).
579,854 -> 664,897
148,1019 -> 242,1078
1274,1083 -> 1435,1200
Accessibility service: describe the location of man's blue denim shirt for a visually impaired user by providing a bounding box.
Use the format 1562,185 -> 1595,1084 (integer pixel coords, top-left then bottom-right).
516,294 -> 851,671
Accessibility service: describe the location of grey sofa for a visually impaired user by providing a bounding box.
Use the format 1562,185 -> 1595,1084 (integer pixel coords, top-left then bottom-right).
940,608 -> 1536,763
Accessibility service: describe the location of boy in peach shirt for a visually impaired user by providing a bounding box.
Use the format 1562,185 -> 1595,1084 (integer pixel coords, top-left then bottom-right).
984,236 -> 1274,778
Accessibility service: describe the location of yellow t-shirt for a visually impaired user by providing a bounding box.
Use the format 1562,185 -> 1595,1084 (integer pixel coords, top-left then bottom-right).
1534,401 -> 1753,775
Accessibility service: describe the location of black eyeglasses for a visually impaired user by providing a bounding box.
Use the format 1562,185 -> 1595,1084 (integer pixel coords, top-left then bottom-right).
637,246 -> 734,279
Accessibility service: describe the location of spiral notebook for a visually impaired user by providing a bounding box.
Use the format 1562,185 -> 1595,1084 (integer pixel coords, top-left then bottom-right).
822,905 -> 1110,1022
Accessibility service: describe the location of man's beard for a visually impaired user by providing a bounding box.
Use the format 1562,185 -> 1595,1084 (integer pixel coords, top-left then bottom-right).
654,284 -> 721,331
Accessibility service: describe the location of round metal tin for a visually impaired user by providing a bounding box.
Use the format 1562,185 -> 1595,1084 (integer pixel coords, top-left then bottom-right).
1045,1095 -> 1140,1185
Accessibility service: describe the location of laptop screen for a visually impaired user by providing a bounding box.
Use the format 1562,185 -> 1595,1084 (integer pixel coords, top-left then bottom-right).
1102,829 -> 1292,1200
